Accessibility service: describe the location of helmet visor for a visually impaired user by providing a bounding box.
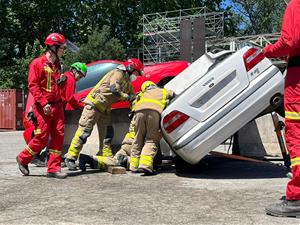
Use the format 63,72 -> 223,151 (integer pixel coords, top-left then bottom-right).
65,40 -> 80,52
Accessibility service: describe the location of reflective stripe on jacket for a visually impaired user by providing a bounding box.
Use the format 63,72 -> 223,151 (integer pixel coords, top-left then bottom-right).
84,69 -> 133,112
28,55 -> 62,107
134,87 -> 174,114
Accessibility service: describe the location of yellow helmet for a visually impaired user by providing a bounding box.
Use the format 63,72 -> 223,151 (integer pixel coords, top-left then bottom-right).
141,81 -> 156,92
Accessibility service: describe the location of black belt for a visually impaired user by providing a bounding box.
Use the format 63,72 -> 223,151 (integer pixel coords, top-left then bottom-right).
288,56 -> 300,68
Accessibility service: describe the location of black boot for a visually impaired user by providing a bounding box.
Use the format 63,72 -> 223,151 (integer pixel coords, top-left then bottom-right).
65,158 -> 77,171
137,167 -> 156,176
115,154 -> 128,168
79,154 -> 94,171
16,156 -> 29,176
47,171 -> 67,179
31,154 -> 46,167
265,200 -> 300,218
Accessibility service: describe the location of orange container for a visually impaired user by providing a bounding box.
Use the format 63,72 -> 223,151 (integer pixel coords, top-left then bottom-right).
0,89 -> 26,130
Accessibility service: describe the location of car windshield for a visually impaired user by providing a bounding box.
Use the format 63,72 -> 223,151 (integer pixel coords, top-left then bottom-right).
76,62 -> 119,92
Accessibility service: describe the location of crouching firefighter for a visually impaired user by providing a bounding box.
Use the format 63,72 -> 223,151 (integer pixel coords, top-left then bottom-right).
79,107 -> 138,171
64,58 -> 144,170
129,81 -> 174,175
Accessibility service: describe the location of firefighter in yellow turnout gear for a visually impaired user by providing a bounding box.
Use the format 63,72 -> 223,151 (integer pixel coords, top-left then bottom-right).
65,58 -> 144,171
130,81 -> 174,175
79,114 -> 137,171
78,92 -> 142,171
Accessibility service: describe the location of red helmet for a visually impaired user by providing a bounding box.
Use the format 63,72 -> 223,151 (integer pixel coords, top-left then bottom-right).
123,58 -> 144,75
44,33 -> 66,46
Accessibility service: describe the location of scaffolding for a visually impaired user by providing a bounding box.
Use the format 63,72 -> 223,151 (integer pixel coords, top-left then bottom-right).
206,33 -> 281,51
143,7 -> 224,65
206,33 -> 286,67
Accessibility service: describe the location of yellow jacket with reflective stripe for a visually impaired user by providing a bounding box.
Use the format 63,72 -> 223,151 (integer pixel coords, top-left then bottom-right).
134,87 -> 174,114
84,69 -> 134,112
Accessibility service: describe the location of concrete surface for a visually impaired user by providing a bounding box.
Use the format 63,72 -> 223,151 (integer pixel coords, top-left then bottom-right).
0,131 -> 299,225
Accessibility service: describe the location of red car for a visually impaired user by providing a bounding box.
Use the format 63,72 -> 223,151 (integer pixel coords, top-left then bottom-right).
23,59 -> 189,143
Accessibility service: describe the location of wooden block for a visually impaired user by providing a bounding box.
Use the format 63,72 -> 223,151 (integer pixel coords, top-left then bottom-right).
106,166 -> 126,174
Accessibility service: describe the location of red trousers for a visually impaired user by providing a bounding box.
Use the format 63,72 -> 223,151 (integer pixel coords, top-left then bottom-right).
284,66 -> 300,200
18,102 -> 64,173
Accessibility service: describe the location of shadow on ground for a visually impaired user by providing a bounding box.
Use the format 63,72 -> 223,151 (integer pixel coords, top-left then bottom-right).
174,155 -> 288,180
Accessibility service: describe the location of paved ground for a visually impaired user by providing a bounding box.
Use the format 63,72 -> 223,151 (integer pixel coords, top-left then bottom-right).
0,131 -> 299,225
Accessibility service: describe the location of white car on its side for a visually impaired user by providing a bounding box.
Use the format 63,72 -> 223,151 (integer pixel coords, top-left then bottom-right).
161,46 -> 284,166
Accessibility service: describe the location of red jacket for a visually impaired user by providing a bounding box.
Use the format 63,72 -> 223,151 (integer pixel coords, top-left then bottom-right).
28,54 -> 62,107
264,0 -> 300,58
61,71 -> 84,109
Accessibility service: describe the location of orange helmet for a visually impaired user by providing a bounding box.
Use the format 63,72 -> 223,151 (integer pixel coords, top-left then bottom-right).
123,58 -> 144,75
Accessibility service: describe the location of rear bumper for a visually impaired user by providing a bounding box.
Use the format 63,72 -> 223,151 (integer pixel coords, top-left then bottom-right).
167,67 -> 284,164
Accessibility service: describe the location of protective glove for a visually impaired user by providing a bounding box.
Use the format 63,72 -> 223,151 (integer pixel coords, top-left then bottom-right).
43,104 -> 51,115
27,111 -> 37,123
127,94 -> 136,102
128,111 -> 134,119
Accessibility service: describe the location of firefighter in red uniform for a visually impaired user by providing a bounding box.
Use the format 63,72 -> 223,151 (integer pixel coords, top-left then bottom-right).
264,0 -> 300,217
23,62 -> 87,167
16,33 -> 77,179
61,62 -> 87,109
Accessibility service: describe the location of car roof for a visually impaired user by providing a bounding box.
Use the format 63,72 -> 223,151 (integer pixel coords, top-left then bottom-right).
87,60 -> 123,67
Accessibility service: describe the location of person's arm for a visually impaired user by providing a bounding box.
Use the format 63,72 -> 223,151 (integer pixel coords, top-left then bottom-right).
109,71 -> 132,101
28,61 -> 48,107
264,4 -> 294,58
166,89 -> 175,100
64,76 -> 84,109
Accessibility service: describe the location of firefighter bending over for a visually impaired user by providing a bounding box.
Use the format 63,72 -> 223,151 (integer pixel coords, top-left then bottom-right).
129,81 -> 174,175
64,58 -> 144,171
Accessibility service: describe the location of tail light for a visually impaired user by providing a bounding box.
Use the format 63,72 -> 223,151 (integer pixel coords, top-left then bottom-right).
243,47 -> 265,72
163,110 -> 189,133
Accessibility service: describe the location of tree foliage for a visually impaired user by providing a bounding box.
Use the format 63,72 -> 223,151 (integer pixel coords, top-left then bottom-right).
0,40 -> 43,89
0,0 -> 287,89
63,25 -> 126,67
231,0 -> 286,35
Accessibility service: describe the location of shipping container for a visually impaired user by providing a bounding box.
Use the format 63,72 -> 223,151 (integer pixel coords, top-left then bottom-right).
0,89 -> 26,130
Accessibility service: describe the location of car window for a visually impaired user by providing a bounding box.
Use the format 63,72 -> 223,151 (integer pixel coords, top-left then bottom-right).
76,62 -> 119,92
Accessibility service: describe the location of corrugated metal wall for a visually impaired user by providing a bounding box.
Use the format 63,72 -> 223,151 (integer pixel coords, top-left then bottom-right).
0,89 -> 26,130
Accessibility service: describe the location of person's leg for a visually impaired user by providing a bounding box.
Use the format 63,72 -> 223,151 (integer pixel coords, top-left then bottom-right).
17,106 -> 50,175
130,112 -> 146,172
65,105 -> 98,170
47,103 -> 67,178
138,111 -> 161,175
266,109 -> 300,217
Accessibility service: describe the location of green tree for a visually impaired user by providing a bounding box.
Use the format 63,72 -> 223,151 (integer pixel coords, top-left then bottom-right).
64,25 -> 126,67
231,0 -> 286,35
0,39 -> 43,89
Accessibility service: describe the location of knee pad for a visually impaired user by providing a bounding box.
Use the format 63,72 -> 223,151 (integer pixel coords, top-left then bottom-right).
78,127 -> 92,144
